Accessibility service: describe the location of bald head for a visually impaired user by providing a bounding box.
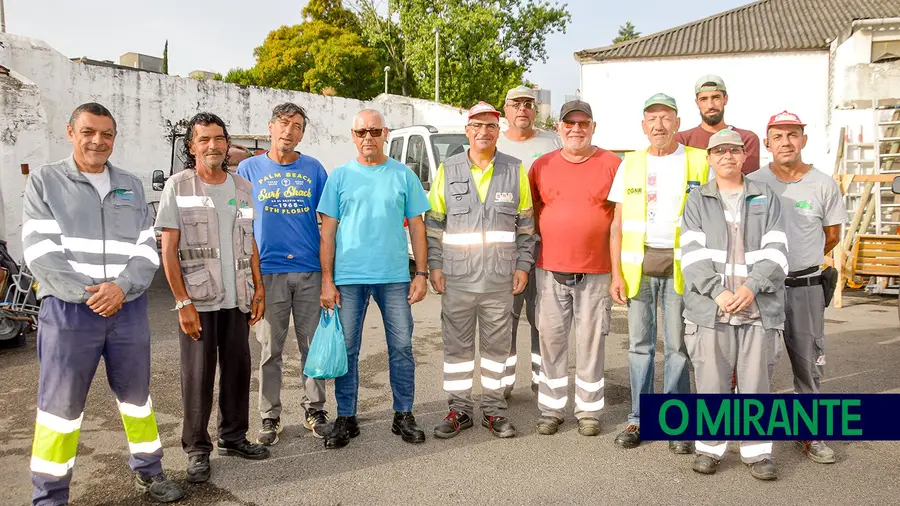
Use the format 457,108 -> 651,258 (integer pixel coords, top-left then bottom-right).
353,109 -> 386,129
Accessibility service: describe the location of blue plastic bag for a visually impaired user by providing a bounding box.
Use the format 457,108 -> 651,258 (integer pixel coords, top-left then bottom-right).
303,308 -> 348,379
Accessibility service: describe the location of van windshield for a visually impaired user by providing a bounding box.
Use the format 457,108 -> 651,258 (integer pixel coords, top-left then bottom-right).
430,134 -> 469,165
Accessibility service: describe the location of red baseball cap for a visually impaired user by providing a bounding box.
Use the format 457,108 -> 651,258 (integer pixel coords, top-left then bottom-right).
767,111 -> 806,129
468,101 -> 501,120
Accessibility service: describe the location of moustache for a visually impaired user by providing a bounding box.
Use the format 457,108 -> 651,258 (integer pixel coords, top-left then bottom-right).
204,151 -> 223,156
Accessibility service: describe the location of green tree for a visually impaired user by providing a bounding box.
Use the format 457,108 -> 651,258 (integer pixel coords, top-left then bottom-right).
613,21 -> 640,44
161,40 -> 168,74
352,0 -> 414,96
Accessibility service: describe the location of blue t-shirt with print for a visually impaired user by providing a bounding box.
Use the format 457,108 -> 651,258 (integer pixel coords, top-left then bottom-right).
317,157 -> 430,285
237,153 -> 328,274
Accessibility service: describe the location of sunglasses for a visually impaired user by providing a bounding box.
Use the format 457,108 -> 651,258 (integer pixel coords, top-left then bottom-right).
467,122 -> 500,132
709,146 -> 745,156
561,120 -> 592,130
506,101 -> 536,110
353,128 -> 384,138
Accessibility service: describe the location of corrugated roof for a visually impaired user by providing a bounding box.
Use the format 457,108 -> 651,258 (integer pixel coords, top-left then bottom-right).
575,0 -> 900,62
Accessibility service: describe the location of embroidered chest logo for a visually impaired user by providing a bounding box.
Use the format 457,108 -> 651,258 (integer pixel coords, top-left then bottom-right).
115,189 -> 134,200
494,192 -> 514,203
626,188 -> 643,195
795,200 -> 813,211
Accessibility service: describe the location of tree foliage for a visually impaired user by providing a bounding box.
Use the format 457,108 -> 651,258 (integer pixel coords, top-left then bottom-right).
613,21 -> 640,44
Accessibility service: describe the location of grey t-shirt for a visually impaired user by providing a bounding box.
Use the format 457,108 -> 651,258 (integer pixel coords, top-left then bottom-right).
154,174 -> 238,311
748,164 -> 847,275
496,129 -> 560,172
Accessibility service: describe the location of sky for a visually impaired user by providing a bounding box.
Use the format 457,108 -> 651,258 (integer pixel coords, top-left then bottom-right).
6,0 -> 751,112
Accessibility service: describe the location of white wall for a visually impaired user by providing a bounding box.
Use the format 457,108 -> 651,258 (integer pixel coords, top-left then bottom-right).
580,51 -> 831,169
0,34 -> 465,258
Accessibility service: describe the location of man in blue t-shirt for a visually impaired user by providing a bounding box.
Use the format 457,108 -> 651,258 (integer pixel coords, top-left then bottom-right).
237,103 -> 330,446
317,109 -> 431,449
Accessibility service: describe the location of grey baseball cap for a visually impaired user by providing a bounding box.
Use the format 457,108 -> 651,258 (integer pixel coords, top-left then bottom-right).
559,100 -> 593,120
505,85 -> 536,102
695,74 -> 727,95
707,129 -> 744,150
643,93 -> 678,113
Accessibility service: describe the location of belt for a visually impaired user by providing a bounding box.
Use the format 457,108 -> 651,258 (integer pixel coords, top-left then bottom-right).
551,272 -> 586,286
785,275 -> 821,287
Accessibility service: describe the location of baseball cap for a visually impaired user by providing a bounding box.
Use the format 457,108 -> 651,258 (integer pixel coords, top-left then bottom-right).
505,85 -> 536,102
559,100 -> 593,120
767,110 -> 806,129
707,129 -> 744,150
695,75 -> 727,95
468,101 -> 501,120
643,93 -> 678,113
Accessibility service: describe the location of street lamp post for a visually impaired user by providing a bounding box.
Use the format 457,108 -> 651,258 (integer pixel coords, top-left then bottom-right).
384,66 -> 390,94
434,26 -> 440,103
1,0 -> 6,33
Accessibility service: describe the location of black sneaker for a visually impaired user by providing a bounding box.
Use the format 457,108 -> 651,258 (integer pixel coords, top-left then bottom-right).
535,416 -> 564,435
614,424 -> 641,449
482,414 -> 516,438
392,412 -> 426,443
325,416 -> 360,449
135,472 -> 185,503
433,410 -> 473,439
692,454 -> 719,475
216,439 -> 270,460
304,409 -> 330,439
748,458 -> 778,481
257,417 -> 281,446
186,453 -> 210,483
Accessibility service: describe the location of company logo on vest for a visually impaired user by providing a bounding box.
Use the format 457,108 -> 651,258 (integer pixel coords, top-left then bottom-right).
626,187 -> 643,195
494,192 -> 514,203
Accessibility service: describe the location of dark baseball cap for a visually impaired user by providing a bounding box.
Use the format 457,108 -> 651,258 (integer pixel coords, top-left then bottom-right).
560,100 -> 593,120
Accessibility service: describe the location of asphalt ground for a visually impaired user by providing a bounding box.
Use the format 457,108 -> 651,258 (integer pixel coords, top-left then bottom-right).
2,271 -> 899,506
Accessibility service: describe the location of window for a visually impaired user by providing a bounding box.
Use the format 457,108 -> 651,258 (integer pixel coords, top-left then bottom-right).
389,138 -> 404,161
429,134 -> 469,165
872,39 -> 900,63
405,135 -> 431,183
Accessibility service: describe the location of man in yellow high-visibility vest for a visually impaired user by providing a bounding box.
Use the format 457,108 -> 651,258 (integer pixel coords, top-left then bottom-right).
608,93 -> 712,452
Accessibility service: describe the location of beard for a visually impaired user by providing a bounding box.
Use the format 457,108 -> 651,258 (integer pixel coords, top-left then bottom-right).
702,110 -> 724,126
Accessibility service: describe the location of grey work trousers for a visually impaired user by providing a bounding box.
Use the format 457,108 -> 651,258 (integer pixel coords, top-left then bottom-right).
781,284 -> 826,394
441,287 -> 514,417
507,241 -> 541,394
535,269 -> 611,420
257,272 -> 326,419
685,322 -> 780,464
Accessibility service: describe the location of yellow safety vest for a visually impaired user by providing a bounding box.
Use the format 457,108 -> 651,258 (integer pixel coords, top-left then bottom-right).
621,146 -> 710,299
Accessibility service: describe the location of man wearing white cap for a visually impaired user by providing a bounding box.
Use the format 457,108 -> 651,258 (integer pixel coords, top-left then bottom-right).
748,111 -> 846,465
426,101 -> 535,439
681,129 -> 786,481
497,85 -> 561,398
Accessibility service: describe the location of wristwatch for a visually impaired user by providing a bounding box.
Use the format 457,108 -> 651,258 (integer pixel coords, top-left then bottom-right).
414,271 -> 427,278
174,299 -> 193,311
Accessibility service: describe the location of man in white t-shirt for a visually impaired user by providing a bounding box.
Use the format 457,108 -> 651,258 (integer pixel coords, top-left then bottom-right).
608,93 -> 712,452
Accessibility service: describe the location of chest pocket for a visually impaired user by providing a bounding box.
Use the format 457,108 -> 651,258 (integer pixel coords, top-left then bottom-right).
448,178 -> 470,202
182,212 -> 210,247
110,193 -> 141,234
493,205 -> 518,232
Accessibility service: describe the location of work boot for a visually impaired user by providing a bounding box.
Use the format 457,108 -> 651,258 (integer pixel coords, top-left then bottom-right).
216,439 -> 270,460
392,412 -> 426,443
748,459 -> 778,481
257,417 -> 281,446
433,410 -> 473,439
669,440 -> 693,454
135,472 -> 185,503
614,424 -> 641,449
577,417 -> 601,437
535,416 -> 564,435
304,408 -> 331,439
692,454 -> 719,475
325,416 -> 360,449
798,440 -> 836,464
482,414 -> 516,438
185,453 -> 210,483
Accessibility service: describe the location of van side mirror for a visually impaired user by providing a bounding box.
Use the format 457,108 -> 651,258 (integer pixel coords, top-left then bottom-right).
151,170 -> 166,191
892,176 -> 900,195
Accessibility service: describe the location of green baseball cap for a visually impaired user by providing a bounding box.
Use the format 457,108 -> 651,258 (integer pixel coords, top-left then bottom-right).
695,74 -> 727,95
643,93 -> 678,113
707,129 -> 744,150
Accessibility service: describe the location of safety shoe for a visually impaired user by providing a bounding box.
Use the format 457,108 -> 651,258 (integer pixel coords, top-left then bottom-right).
748,459 -> 778,481
185,453 -> 210,483
304,408 -> 330,439
798,440 -> 836,464
257,417 -> 282,446
577,417 -> 601,437
216,439 -> 270,460
135,472 -> 185,503
482,414 -> 516,438
614,424 -> 641,449
392,411 -> 426,443
536,416 -> 564,435
325,416 -> 360,449
433,410 -> 473,439
669,440 -> 693,454
692,454 -> 719,475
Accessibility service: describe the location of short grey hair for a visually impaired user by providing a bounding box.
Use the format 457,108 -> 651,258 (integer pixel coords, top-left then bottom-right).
69,102 -> 117,132
353,109 -> 386,128
270,103 -> 308,132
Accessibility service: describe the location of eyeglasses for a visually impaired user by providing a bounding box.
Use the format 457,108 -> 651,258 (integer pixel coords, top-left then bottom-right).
467,122 -> 500,132
710,146 -> 745,156
561,120 -> 592,130
506,101 -> 536,110
353,128 -> 384,138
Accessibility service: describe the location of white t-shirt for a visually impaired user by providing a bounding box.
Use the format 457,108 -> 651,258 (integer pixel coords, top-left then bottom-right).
609,145 -> 714,248
82,169 -> 111,203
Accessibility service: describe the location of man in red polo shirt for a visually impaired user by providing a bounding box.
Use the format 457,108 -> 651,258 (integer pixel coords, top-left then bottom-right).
528,100 -> 621,436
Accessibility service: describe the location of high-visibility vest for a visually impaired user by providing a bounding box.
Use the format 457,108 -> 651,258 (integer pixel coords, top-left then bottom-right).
620,146 -> 709,299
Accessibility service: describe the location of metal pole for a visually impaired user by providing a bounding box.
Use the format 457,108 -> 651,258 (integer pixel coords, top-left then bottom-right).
1,0 -> 6,33
434,27 -> 440,103
384,66 -> 390,94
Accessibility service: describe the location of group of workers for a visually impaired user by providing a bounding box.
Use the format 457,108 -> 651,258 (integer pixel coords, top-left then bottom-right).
20,73 -> 846,505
